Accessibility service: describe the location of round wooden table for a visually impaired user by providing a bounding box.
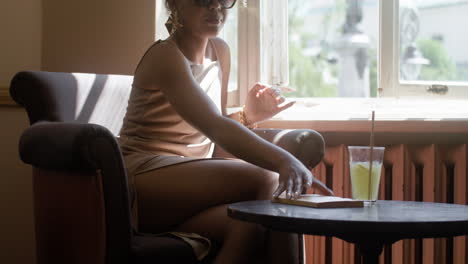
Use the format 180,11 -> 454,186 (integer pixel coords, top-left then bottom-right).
228,200 -> 468,264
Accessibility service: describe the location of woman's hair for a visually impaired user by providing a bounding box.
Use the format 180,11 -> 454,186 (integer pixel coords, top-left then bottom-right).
164,0 -> 176,34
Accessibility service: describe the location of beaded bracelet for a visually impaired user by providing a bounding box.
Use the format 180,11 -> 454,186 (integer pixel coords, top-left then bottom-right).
239,106 -> 258,129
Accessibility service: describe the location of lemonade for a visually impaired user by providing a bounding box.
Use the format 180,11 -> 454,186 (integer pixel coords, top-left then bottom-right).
350,162 -> 382,201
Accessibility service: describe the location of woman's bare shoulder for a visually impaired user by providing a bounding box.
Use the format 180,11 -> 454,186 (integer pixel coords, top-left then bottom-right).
137,39 -> 190,80
134,39 -> 192,88
146,40 -> 187,65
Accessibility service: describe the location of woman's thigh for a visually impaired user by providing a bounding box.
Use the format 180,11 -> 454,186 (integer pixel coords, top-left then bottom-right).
134,159 -> 278,233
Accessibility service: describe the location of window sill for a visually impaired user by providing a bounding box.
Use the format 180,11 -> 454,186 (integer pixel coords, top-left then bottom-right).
250,98 -> 468,142
270,97 -> 468,122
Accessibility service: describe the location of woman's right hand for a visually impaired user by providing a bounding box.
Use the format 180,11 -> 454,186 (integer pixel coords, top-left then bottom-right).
244,83 -> 295,125
273,158 -> 334,199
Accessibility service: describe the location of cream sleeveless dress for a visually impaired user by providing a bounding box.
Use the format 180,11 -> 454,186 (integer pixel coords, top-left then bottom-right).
118,39 -> 225,260
119,41 -> 223,176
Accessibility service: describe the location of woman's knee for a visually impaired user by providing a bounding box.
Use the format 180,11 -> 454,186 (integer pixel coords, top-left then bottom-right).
247,166 -> 278,200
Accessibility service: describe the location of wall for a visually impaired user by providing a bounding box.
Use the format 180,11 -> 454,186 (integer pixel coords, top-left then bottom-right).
0,0 -> 42,263
0,0 -> 156,263
42,0 -> 156,75
0,0 -> 42,86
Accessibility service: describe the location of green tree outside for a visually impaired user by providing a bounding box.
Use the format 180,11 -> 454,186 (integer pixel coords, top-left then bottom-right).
287,1 -> 344,97
417,38 -> 457,81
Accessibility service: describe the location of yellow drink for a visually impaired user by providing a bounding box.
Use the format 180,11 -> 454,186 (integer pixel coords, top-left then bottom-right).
350,162 -> 382,201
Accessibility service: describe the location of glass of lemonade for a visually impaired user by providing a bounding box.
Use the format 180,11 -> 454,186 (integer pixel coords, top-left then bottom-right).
348,146 -> 385,203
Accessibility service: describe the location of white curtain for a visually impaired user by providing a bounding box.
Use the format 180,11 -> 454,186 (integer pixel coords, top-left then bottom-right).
260,0 -> 289,87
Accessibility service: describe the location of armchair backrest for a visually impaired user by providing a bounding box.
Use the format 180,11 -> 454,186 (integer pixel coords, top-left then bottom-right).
10,71 -> 133,135
10,71 -> 134,264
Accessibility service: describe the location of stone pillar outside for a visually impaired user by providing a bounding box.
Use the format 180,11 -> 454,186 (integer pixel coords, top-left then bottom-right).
334,0 -> 371,97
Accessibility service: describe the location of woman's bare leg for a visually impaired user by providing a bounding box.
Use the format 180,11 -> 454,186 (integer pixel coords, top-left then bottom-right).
134,159 -> 278,264
267,231 -> 300,264
175,204 -> 267,263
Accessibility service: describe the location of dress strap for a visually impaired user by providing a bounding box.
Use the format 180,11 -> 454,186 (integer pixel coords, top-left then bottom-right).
132,39 -> 165,76
209,38 -> 231,116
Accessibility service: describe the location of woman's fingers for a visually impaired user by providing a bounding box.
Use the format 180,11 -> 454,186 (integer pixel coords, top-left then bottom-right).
277,96 -> 286,104
303,172 -> 313,189
286,178 -> 294,199
313,178 -> 334,196
274,165 -> 333,200
251,82 -> 266,93
278,100 -> 296,111
265,86 -> 282,99
249,83 -> 267,98
273,182 -> 286,198
293,176 -> 303,199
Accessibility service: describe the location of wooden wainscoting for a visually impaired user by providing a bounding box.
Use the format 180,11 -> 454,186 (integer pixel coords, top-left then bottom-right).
260,120 -> 468,264
0,86 -> 17,106
305,144 -> 467,264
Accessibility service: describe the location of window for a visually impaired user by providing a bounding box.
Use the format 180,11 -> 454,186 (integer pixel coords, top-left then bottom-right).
222,0 -> 468,103
395,0 -> 468,97
155,0 -> 468,105
285,0 -> 379,98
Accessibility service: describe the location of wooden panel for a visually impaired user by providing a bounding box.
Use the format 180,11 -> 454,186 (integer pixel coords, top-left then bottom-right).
325,145 -> 346,264
383,145 -> 407,264
379,150 -> 388,264
307,162 -> 327,264
439,145 -> 455,264
305,234 -> 327,264
304,142 -> 467,264
445,144 -> 467,264
402,162 -> 419,264
0,86 -> 18,106
423,145 -> 438,264
342,146 -> 355,264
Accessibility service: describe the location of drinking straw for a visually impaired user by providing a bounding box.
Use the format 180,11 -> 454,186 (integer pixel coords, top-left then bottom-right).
368,111 -> 375,201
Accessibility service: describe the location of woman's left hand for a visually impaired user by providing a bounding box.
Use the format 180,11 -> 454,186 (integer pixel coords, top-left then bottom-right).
243,83 -> 295,124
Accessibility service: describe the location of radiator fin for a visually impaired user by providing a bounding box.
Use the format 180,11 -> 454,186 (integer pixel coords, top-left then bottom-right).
305,144 -> 468,264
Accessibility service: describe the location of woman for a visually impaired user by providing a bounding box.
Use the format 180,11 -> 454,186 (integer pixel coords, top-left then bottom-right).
118,0 -> 333,263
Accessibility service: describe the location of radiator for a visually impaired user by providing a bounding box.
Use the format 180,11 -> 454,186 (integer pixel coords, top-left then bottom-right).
305,144 -> 468,264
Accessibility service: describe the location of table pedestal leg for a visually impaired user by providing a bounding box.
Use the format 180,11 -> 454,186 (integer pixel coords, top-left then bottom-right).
358,243 -> 384,264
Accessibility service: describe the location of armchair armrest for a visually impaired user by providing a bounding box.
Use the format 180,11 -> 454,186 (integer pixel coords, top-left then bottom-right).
256,129 -> 325,169
19,121 -> 108,170
213,128 -> 325,169
20,121 -> 132,264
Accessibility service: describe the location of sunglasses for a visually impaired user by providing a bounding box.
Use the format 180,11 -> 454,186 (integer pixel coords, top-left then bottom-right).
194,0 -> 237,9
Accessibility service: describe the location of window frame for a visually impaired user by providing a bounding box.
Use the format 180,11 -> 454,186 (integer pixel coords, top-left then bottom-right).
237,0 -> 261,106
383,0 -> 468,98
233,0 -> 468,104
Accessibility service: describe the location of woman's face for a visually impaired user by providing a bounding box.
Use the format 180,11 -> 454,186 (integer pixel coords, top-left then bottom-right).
170,0 -> 233,38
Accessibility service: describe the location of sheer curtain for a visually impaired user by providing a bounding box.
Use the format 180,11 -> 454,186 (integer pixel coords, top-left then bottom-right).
260,0 -> 289,88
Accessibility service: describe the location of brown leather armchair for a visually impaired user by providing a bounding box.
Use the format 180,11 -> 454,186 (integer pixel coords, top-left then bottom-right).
10,71 -> 324,264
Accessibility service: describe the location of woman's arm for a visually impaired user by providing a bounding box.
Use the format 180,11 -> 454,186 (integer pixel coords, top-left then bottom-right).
210,38 -> 294,127
150,43 -> 332,198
